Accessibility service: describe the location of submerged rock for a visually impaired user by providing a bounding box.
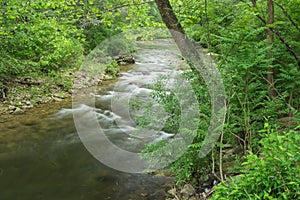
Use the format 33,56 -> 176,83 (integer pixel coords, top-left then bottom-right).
20,119 -> 38,126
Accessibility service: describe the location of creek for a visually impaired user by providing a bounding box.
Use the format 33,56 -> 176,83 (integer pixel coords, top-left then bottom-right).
0,40 -> 185,200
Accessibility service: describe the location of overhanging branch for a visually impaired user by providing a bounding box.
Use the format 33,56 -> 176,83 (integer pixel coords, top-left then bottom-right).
98,1 -> 154,15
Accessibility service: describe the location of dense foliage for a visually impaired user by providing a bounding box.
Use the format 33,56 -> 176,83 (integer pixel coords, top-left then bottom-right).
0,0 -> 84,76
1,0 -> 299,198
211,125 -> 300,199
0,0 -> 157,79
143,0 -> 300,198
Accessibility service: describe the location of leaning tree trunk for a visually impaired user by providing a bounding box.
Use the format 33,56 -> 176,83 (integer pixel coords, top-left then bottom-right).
154,0 -> 226,161
153,0 -> 200,68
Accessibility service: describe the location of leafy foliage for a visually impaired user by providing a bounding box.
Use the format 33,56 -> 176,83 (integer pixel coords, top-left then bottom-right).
175,0 -> 300,151
146,0 -> 300,192
211,126 -> 300,200
0,0 -> 85,75
0,0 -> 159,78
142,70 -> 212,185
105,60 -> 120,77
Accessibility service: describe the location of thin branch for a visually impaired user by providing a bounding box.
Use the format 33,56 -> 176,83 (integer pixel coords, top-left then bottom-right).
273,0 -> 300,32
251,0 -> 257,8
211,148 -> 215,175
219,132 -> 224,182
250,0 -> 300,68
99,1 -> 154,14
211,149 -> 221,181
229,131 -> 245,143
270,28 -> 299,67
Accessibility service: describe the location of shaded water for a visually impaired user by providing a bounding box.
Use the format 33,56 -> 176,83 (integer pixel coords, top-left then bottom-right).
0,40 -> 185,200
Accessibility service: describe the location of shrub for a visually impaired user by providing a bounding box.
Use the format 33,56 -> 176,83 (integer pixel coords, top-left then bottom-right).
105,60 -> 120,77
38,37 -> 84,72
211,127 -> 300,200
141,71 -> 213,185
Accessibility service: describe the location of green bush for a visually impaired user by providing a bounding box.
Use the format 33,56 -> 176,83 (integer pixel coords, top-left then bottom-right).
38,37 -> 84,72
149,76 -> 181,133
211,127 -> 300,200
105,60 -> 120,77
141,71 -> 212,185
0,0 -> 85,76
83,24 -> 121,52
0,51 -> 24,77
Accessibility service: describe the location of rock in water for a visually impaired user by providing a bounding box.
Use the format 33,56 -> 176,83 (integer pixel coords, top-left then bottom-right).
13,107 -> 24,115
114,54 -> 135,65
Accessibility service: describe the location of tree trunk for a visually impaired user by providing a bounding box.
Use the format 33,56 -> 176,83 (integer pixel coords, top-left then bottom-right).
153,0 -> 201,68
251,0 -> 300,71
154,0 -> 226,159
267,0 -> 276,98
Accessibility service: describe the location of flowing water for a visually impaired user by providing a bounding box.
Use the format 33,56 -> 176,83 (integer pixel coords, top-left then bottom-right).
0,40 -> 185,200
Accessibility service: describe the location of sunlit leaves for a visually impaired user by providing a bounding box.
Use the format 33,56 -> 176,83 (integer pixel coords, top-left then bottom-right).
0,0 -> 85,75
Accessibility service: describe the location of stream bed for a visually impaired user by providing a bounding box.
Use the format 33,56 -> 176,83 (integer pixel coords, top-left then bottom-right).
0,40 -> 185,200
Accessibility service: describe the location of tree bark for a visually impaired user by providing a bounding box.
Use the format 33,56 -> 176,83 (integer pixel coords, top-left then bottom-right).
154,0 -> 226,158
153,0 -> 201,69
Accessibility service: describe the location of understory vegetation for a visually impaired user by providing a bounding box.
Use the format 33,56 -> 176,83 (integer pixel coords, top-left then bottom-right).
0,0 -> 139,112
1,0 -> 299,199
211,126 -> 300,199
142,0 -> 300,199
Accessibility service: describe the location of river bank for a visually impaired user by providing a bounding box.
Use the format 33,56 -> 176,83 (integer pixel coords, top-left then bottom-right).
1,39 -> 230,200
0,53 -> 136,116
0,40 -> 180,200
0,70 -> 75,115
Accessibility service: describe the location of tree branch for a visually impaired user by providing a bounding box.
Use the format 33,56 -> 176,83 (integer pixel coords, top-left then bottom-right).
270,27 -> 300,67
99,1 -> 154,14
250,0 -> 300,68
273,0 -> 300,32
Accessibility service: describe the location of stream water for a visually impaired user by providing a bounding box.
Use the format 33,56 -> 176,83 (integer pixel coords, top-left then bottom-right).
0,40 -> 185,200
